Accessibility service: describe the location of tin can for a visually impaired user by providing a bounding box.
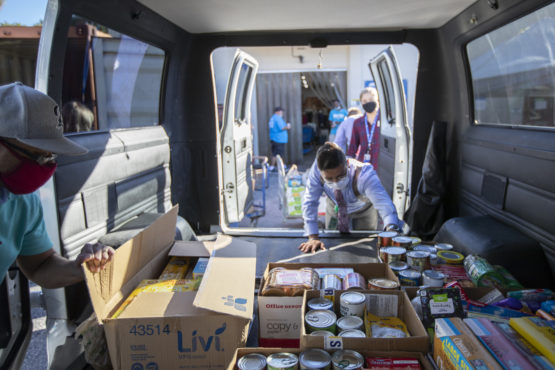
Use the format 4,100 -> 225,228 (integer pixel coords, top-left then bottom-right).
407,236 -> 422,247
392,236 -> 413,248
322,274 -> 342,291
310,330 -> 335,338
339,291 -> 366,317
331,350 -> 364,370
464,254 -> 505,288
267,353 -> 299,370
388,261 -> 409,276
435,243 -> 453,251
377,231 -> 398,248
308,297 -> 334,311
368,278 -> 399,290
406,251 -> 431,272
422,269 -> 446,287
338,329 -> 366,338
299,349 -> 331,370
305,310 -> 337,333
437,250 -> 464,265
379,246 -> 406,263
343,272 -> 366,290
238,353 -> 267,370
337,315 -> 364,331
413,244 -> 437,254
429,253 -> 438,265
398,269 -> 421,286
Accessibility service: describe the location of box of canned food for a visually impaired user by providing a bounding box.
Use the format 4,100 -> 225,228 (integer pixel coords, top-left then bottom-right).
300,289 -> 429,353
258,263 -> 398,347
226,347 -> 435,370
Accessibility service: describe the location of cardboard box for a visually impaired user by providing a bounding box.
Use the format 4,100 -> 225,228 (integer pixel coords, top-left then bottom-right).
83,206 -> 257,369
258,262 -> 398,347
433,317 -> 501,370
301,289 -> 430,352
227,347 -> 435,370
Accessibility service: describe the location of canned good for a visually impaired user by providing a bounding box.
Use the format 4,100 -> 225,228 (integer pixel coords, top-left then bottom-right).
429,253 -> 438,265
305,310 -> 337,333
368,278 -> 399,290
422,269 -> 446,287
343,272 -> 366,290
331,350 -> 364,370
435,243 -> 453,251
337,315 -> 364,331
437,250 -> 464,265
406,251 -> 431,272
299,349 -> 331,370
464,255 -> 505,288
339,291 -> 366,317
392,236 -> 413,248
267,353 -> 299,370
413,244 -> 437,254
338,329 -> 366,338
308,297 -> 334,311
238,353 -> 267,370
310,330 -> 335,338
322,274 -> 342,290
379,246 -> 406,263
377,231 -> 398,248
407,236 -> 422,247
398,269 -> 421,286
388,261 -> 409,275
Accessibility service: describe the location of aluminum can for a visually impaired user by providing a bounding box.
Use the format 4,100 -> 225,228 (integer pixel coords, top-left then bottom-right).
331,350 -> 364,370
435,243 -> 453,251
342,272 -> 366,290
377,231 -> 398,247
237,353 -> 267,370
308,297 -> 333,311
406,250 -> 431,272
392,236 -> 413,248
379,246 -> 406,263
422,269 -> 446,287
398,269 -> 421,286
388,261 -> 409,276
437,250 -> 464,265
310,330 -> 335,338
299,348 -> 331,370
339,291 -> 366,317
338,329 -> 366,338
406,236 -> 422,247
267,353 -> 299,370
413,244 -> 437,254
305,309 -> 337,333
368,278 -> 399,290
322,274 -> 342,290
336,315 -> 364,331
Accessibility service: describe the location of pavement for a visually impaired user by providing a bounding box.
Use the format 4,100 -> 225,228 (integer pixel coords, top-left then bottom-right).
22,282 -> 47,370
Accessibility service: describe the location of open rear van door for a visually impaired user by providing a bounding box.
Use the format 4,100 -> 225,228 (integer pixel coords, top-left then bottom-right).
369,47 -> 412,216
219,50 -> 259,225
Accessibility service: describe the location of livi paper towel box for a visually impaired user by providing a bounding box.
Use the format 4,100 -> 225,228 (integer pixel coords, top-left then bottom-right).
83,206 -> 257,370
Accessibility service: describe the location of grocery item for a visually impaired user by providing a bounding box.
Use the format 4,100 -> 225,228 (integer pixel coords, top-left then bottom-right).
509,316 -> 555,364
331,350 -> 364,370
422,270 -> 445,287
261,267 -> 320,296
159,256 -> 191,280
413,245 -> 437,254
398,269 -> 421,286
406,251 -> 430,272
308,297 -> 334,311
507,289 -> 554,302
310,330 -> 335,338
299,349 -> 331,370
365,312 -> 409,338
340,291 -> 366,317
314,268 -> 354,280
392,236 -> 414,248
322,274 -> 343,291
337,316 -> 364,332
379,247 -> 406,264
343,272 -> 366,290
305,310 -> 337,334
368,278 -> 399,290
388,261 -> 409,276
267,353 -> 299,370
338,329 -> 366,338
237,353 -> 267,370
365,357 -> 421,370
191,257 -> 209,280
419,288 -> 465,329
437,250 -> 464,265
434,243 -> 453,251
377,231 -> 398,248
464,254 -> 505,288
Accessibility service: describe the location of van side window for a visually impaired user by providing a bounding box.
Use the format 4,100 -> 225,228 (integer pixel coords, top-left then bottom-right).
62,18 -> 165,133
467,3 -> 555,128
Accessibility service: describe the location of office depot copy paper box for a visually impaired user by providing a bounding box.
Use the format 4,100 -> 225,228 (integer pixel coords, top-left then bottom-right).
83,206 -> 257,369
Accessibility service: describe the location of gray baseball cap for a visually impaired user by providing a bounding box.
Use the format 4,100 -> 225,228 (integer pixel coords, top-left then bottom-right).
0,82 -> 88,155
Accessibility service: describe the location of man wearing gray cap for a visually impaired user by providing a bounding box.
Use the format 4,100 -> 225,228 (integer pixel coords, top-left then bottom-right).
0,82 -> 113,288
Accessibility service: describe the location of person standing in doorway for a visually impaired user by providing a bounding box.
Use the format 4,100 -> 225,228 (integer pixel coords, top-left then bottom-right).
347,87 -> 380,170
268,106 -> 290,171
328,99 -> 347,142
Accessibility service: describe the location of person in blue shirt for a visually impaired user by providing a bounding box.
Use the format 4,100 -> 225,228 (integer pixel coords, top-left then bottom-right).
0,82 -> 113,287
299,142 -> 402,253
328,100 -> 348,142
268,106 -> 290,170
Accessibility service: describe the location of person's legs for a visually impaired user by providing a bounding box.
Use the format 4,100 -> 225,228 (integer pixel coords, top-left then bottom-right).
270,141 -> 278,169
325,196 -> 338,230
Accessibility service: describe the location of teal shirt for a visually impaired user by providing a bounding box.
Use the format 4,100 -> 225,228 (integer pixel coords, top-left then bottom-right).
0,188 -> 53,281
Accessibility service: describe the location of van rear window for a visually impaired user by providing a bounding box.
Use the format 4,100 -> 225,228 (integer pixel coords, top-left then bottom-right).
467,3 -> 555,128
62,17 -> 165,133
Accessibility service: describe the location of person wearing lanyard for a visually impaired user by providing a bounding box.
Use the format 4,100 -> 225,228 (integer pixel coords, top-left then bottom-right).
347,87 -> 380,170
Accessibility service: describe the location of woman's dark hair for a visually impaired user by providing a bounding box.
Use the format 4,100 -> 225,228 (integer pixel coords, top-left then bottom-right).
316,142 -> 346,171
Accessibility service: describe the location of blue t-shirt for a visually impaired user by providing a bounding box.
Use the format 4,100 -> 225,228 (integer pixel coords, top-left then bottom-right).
329,108 -> 348,134
0,188 -> 53,280
269,113 -> 288,143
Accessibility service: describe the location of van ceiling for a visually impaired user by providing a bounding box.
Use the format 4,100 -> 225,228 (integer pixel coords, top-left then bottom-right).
138,0 -> 478,34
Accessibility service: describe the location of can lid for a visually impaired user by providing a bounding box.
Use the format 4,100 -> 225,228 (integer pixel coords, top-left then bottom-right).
368,278 -> 400,289
340,291 -> 366,304
308,297 -> 333,309
389,261 -> 409,271
267,353 -> 299,367
305,309 -> 337,328
299,349 -> 331,367
331,350 -> 365,369
435,243 -> 454,251
378,231 -> 398,238
407,251 -> 430,258
414,245 -> 437,253
423,270 -> 446,279
310,330 -> 334,337
337,315 -> 363,329
399,269 -> 421,278
384,246 -> 407,255
339,329 -> 366,338
392,236 -> 413,243
237,353 -> 267,370
437,250 -> 464,263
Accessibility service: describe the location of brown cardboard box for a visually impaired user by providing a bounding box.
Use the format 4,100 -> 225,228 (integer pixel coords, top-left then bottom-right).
258,263 -> 399,347
301,289 -> 430,352
83,206 -> 257,369
227,347 -> 435,370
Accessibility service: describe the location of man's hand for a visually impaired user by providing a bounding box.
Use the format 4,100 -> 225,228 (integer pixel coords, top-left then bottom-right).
298,236 -> 326,253
76,242 -> 115,273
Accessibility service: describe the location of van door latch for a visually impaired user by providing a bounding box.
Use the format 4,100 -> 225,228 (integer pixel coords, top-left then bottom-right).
396,183 -> 405,194
224,183 -> 235,193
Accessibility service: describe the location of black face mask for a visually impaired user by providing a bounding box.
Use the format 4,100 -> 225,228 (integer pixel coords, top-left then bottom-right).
362,101 -> 377,113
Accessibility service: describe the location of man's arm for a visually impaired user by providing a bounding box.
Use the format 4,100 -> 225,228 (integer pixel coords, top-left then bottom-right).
299,162 -> 326,253
347,122 -> 360,157
357,166 -> 400,229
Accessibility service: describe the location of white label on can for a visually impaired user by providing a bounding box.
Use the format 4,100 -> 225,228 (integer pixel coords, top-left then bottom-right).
324,335 -> 343,350
365,294 -> 398,317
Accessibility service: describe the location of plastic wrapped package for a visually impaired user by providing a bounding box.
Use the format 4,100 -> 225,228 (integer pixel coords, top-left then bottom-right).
260,267 -> 320,296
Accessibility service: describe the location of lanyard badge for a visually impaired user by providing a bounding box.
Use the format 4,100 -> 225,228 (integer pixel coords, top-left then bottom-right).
364,114 -> 377,163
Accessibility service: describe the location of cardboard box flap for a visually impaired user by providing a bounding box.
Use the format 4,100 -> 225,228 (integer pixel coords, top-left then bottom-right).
168,240 -> 212,258
84,205 -> 179,322
193,235 -> 256,320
